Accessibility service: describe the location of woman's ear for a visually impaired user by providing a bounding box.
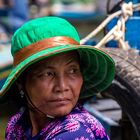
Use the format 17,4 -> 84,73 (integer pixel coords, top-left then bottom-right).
16,80 -> 23,91
15,80 -> 25,99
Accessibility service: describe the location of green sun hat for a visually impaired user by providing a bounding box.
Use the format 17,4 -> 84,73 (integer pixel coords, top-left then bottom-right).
0,16 -> 115,102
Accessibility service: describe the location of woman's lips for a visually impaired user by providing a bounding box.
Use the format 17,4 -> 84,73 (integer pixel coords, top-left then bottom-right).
49,98 -> 71,105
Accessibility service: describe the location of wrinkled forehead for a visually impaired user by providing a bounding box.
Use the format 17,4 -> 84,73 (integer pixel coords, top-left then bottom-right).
27,50 -> 80,72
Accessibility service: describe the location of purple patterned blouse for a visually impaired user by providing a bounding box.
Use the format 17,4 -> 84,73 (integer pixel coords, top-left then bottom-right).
5,104 -> 110,140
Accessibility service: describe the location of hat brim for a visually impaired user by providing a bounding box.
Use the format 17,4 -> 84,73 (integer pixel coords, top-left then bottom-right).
0,44 -> 115,102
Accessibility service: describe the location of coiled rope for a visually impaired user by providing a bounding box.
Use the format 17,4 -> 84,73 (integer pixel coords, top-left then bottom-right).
80,2 -> 140,50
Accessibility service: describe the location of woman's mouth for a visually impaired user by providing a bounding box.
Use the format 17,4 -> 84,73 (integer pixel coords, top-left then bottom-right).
49,98 -> 71,105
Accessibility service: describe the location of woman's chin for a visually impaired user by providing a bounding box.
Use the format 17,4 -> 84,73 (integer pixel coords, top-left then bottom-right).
47,107 -> 72,118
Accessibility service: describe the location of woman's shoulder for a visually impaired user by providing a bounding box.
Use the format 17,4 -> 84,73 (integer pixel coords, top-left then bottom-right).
67,104 -> 107,133
47,104 -> 110,140
5,108 -> 26,139
6,107 -> 25,127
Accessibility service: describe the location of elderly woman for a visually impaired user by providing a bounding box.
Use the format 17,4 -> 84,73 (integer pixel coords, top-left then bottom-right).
0,16 -> 115,139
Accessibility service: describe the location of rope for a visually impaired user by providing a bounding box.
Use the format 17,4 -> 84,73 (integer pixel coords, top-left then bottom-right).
80,2 -> 140,50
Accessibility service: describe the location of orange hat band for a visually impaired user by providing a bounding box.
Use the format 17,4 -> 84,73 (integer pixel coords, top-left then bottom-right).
13,36 -> 80,66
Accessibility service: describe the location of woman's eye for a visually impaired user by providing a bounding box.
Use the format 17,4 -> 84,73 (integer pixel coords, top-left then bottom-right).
38,71 -> 54,77
69,68 -> 79,74
45,72 -> 54,76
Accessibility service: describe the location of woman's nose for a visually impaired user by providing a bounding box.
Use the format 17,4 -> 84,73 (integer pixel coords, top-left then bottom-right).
54,75 -> 69,93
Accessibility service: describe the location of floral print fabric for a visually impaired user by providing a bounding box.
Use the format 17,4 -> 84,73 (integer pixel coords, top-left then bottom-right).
5,104 -> 110,140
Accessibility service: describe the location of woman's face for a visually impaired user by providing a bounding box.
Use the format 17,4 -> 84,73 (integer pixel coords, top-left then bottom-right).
24,51 -> 83,117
